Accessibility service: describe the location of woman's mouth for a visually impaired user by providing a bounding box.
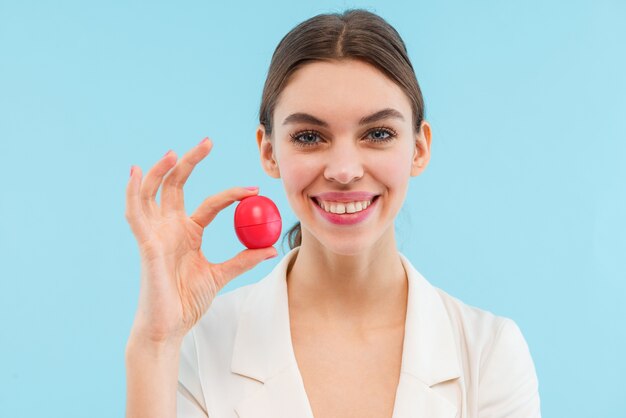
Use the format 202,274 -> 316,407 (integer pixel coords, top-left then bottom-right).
312,196 -> 378,214
310,195 -> 380,225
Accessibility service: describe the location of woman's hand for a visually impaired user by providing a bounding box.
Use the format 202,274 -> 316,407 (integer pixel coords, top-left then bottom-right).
125,137 -> 277,344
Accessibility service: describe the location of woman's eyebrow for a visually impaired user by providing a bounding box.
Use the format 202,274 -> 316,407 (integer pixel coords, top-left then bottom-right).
282,108 -> 405,127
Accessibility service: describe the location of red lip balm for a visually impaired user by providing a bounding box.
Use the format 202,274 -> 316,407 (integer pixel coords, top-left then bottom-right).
234,195 -> 282,249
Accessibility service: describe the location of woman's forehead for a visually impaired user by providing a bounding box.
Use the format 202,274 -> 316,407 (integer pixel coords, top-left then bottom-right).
274,59 -> 412,127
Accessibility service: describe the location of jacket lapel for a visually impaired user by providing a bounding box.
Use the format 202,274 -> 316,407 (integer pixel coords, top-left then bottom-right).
231,248 -> 314,418
230,249 -> 461,418
391,253 -> 461,417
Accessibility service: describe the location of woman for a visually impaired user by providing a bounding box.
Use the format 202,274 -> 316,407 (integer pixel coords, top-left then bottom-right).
125,9 -> 541,418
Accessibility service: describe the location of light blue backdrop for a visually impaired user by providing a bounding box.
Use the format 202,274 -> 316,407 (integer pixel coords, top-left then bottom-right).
1,1 -> 624,416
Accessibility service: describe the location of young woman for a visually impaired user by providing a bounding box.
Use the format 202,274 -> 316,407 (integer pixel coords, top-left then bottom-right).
125,9 -> 541,418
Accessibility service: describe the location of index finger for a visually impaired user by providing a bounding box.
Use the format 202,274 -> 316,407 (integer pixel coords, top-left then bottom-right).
190,186 -> 259,229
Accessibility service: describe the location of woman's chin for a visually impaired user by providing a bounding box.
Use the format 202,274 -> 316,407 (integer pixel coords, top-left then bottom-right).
303,231 -> 380,257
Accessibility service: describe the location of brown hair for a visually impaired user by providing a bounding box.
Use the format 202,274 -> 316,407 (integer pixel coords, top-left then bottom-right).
258,8 -> 425,250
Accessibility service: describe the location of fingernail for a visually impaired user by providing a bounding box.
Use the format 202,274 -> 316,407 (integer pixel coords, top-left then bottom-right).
244,186 -> 258,191
130,166 -> 134,177
163,150 -> 173,157
264,253 -> 278,260
198,137 -> 210,146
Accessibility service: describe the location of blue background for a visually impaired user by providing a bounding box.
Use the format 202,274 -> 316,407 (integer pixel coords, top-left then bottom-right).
1,0 -> 624,416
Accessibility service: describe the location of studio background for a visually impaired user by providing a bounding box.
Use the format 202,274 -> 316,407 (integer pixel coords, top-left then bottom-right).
1,1 -> 624,416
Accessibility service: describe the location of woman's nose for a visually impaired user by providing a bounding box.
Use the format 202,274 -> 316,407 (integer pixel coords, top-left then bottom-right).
323,141 -> 364,184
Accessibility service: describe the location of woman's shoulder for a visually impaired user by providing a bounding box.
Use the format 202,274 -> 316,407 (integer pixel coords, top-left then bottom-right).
426,281 -> 540,413
434,285 -> 512,346
401,253 -> 527,353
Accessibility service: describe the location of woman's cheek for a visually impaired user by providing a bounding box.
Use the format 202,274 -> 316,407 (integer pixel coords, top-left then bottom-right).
278,153 -> 320,197
369,149 -> 412,188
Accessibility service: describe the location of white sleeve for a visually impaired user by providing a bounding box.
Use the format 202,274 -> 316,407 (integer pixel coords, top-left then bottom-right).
177,328 -> 209,418
478,318 -> 542,418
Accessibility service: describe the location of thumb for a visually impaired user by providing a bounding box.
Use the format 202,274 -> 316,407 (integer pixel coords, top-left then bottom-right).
213,247 -> 278,289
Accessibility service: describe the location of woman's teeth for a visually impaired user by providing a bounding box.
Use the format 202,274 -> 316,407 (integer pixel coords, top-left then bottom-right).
317,199 -> 372,214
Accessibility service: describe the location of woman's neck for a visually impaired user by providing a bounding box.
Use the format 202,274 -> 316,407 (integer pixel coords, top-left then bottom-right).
286,229 -> 408,331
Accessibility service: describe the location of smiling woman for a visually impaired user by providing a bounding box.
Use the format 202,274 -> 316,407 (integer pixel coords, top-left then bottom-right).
257,59 -> 427,258
124,8 -> 542,418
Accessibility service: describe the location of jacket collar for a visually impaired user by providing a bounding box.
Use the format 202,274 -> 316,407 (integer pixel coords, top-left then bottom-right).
231,247 -> 460,418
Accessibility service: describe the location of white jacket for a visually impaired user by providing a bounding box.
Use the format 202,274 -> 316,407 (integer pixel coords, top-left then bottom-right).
177,248 -> 541,417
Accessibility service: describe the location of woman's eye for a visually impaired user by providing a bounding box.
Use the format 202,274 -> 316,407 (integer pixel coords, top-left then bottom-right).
299,132 -> 320,143
366,128 -> 396,142
369,129 -> 389,140
290,131 -> 321,147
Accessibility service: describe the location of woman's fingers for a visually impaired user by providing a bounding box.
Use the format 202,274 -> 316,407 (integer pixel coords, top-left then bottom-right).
161,138 -> 213,214
140,150 -> 178,219
125,165 -> 151,244
212,247 -> 278,290
190,186 -> 259,229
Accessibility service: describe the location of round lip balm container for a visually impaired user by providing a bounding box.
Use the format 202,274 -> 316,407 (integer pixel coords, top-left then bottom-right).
234,195 -> 282,249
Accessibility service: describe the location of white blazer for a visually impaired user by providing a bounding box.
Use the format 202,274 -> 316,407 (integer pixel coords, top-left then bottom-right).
176,248 -> 541,417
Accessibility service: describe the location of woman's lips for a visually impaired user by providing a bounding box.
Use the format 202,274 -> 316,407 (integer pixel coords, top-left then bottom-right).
311,195 -> 379,225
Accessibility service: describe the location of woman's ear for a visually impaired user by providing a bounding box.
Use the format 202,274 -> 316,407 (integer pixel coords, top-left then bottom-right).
411,120 -> 432,177
256,124 -> 281,178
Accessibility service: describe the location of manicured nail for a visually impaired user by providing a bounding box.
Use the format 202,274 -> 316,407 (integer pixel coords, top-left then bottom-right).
244,186 -> 258,191
130,166 -> 134,177
163,150 -> 173,157
198,137 -> 210,146
264,253 -> 278,260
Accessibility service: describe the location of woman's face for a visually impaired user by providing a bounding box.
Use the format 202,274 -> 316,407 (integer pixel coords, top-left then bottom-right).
257,59 -> 431,255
